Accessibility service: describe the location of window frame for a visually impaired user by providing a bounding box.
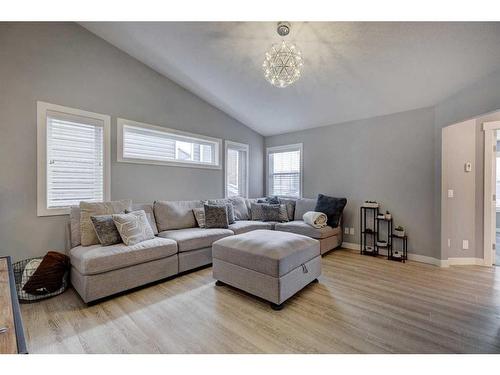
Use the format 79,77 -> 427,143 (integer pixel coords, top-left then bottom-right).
37,101 -> 111,217
224,140 -> 250,198
117,118 -> 222,170
266,143 -> 303,199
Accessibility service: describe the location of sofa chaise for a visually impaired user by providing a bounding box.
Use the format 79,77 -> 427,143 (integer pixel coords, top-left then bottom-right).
68,197 -> 343,303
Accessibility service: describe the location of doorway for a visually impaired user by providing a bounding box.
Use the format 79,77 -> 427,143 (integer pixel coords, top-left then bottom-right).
496,131 -> 500,265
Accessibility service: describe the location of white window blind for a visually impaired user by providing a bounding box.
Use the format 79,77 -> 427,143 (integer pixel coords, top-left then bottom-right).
37,102 -> 110,216
225,141 -> 249,198
267,144 -> 302,198
118,119 -> 221,169
46,112 -> 104,208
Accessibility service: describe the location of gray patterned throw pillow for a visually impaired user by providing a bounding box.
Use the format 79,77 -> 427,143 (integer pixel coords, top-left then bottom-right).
90,215 -> 122,246
204,204 -> 229,228
207,199 -> 235,224
112,210 -> 155,246
251,203 -> 288,222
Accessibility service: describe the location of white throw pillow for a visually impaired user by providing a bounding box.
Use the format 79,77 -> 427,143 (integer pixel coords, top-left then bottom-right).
112,210 -> 155,246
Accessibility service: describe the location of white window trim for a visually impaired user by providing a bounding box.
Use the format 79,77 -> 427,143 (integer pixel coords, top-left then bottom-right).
266,143 -> 303,199
224,140 -> 250,198
117,118 -> 222,170
37,101 -> 111,216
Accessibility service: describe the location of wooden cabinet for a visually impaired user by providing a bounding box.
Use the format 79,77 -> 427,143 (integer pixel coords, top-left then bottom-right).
0,256 -> 27,354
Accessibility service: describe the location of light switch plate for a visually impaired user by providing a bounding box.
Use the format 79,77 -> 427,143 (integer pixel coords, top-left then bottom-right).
349,227 -> 355,235
447,238 -> 451,247
462,240 -> 469,250
448,189 -> 454,198
344,227 -> 349,234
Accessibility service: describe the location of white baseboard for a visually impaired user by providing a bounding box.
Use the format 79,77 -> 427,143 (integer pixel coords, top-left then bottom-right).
341,242 -> 489,267
342,242 -> 360,250
444,257 -> 485,266
341,242 -> 445,267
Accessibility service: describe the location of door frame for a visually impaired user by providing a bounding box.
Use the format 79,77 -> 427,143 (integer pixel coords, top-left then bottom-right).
482,121 -> 500,266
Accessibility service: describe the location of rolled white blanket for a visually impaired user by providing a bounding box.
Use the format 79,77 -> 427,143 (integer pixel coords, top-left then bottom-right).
303,211 -> 328,228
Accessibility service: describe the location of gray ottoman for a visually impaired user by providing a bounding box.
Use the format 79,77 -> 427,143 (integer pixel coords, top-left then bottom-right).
212,229 -> 321,310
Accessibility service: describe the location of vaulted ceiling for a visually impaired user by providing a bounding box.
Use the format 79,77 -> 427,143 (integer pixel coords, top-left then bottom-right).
81,22 -> 500,136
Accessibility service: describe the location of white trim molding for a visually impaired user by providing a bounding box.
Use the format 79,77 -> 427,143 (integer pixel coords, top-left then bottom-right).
224,140 -> 250,198
266,143 -> 303,199
37,101 -> 111,216
117,118 -> 222,170
482,120 -> 500,267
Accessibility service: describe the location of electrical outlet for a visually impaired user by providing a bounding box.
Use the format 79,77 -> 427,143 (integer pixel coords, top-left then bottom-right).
349,227 -> 355,235
448,189 -> 454,198
344,227 -> 349,234
462,240 -> 469,250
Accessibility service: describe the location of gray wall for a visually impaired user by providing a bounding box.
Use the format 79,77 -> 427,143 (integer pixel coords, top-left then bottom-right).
0,22 -> 264,261
434,67 -> 500,259
265,107 -> 437,258
441,120 -> 476,259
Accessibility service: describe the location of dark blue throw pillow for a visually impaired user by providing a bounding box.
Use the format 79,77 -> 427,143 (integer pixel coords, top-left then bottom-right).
257,196 -> 281,204
314,194 -> 347,228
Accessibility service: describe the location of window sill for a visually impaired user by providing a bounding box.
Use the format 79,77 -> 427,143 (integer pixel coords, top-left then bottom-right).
117,156 -> 222,170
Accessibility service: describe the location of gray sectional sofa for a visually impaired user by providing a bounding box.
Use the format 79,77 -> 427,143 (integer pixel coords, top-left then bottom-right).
68,197 -> 343,303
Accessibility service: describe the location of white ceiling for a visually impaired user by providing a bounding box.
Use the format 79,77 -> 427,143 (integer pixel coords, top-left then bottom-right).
81,22 -> 500,136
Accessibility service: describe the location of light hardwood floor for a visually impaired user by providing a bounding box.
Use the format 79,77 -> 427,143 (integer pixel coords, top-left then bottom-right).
21,249 -> 500,353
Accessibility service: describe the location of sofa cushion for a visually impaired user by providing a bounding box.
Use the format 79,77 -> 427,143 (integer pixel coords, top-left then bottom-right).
80,200 -> 132,246
228,197 -> 250,220
274,220 -> 341,239
212,229 -> 320,278
294,198 -> 317,221
70,206 -> 81,248
69,237 -> 178,276
130,203 -> 159,234
157,227 -> 233,252
153,200 -> 203,231
228,220 -> 274,234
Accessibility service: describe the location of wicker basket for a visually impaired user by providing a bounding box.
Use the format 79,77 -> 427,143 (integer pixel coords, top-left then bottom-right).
12,257 -> 69,303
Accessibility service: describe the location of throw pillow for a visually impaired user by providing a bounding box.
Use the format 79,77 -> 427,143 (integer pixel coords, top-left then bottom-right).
80,200 -> 132,246
228,196 -> 250,220
207,199 -> 235,224
314,194 -> 347,228
204,204 -> 229,228
261,204 -> 289,222
250,202 -> 266,221
90,215 -> 122,246
112,210 -> 155,246
279,198 -> 297,221
251,202 -> 288,222
126,204 -> 158,235
262,196 -> 281,204
193,207 -> 206,228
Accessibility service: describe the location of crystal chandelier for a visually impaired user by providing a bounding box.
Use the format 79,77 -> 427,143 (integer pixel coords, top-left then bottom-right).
263,22 -> 303,88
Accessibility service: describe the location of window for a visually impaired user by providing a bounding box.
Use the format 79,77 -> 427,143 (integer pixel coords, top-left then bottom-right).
267,143 -> 303,198
225,141 -> 249,198
37,102 -> 110,216
117,118 -> 222,169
